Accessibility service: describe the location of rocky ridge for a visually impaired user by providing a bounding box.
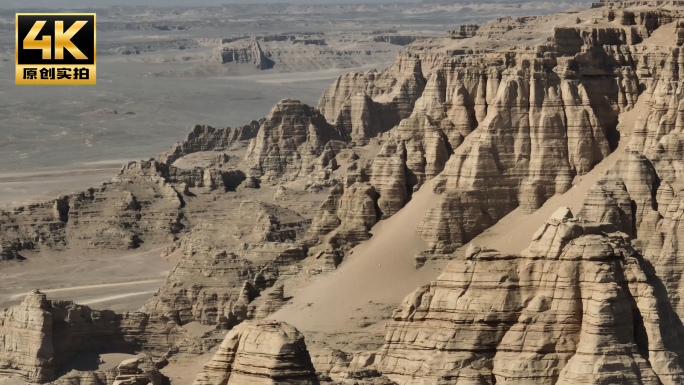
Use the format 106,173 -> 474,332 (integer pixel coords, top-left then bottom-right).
308,4 -> 684,258
157,122 -> 261,165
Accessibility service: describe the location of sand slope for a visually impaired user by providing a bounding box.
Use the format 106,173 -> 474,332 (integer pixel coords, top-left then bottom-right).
272,90 -> 647,336
467,92 -> 646,255
271,181 -> 444,333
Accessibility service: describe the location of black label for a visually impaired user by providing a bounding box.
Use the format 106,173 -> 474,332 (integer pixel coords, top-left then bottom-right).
17,14 -> 95,65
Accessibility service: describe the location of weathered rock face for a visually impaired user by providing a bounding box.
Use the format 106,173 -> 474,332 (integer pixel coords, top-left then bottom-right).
407,19 -> 672,253
375,208 -> 684,385
212,39 -> 275,70
414,54 -> 614,253
157,122 -> 261,165
333,93 -> 402,145
50,355 -> 162,385
119,160 -> 247,192
604,8 -> 676,36
314,13 -> 659,254
193,320 -> 318,385
305,181 -> 379,269
447,25 -> 479,39
0,291 -> 142,384
10,6 -> 684,385
577,174 -> 634,236
0,160 -> 195,258
142,197 -> 311,327
317,53 -> 426,137
0,291 -> 55,383
371,35 -> 423,46
245,99 -> 344,181
142,246 -> 303,327
111,355 -> 163,385
581,41 -> 684,339
50,369 -> 117,385
475,15 -> 544,39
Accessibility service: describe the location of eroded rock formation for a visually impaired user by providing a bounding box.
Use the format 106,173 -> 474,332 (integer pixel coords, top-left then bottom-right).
8,3 -> 684,385
245,99 -> 343,181
193,320 -> 318,385
51,355 -> 163,385
0,291 -> 144,383
375,208 -> 684,385
212,39 -> 275,70
317,54 -> 426,139
305,181 -> 379,269
157,122 -> 261,165
315,6 -> 678,255
577,21 -> 684,345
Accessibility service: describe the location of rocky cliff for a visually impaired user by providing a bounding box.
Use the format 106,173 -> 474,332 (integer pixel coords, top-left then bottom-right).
317,54 -> 427,144
245,99 -> 344,181
314,208 -> 684,385
574,14 -> 684,354
157,122 -> 261,165
312,5 -> 684,256
212,39 -> 275,70
0,291 -> 145,383
51,355 -> 162,385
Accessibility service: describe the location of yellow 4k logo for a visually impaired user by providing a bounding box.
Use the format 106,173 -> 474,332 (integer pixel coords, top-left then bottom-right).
24,20 -> 88,60
16,13 -> 96,85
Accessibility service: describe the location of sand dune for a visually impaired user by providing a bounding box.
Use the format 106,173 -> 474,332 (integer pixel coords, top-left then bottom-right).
271,180 -> 444,333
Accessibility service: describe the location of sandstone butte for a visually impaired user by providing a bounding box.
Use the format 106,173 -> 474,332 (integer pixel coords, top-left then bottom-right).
4,0 -> 684,384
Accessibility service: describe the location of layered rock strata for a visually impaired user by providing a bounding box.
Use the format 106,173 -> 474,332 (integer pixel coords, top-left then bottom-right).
577,28 -> 684,338
447,25 -> 479,39
374,208 -> 684,385
51,355 -> 162,385
315,8 -> 684,255
193,320 -> 318,385
317,54 -> 427,139
142,197 -> 311,326
7,6 -> 684,385
0,291 -> 141,383
142,245 -> 306,326
245,99 -> 344,181
157,122 -> 261,165
212,39 -> 275,70
0,160 -> 195,257
118,160 -> 247,192
304,181 -> 379,269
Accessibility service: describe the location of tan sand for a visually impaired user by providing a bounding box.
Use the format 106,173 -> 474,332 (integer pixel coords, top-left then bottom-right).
271,180 -> 444,333
182,322 -> 216,338
161,353 -> 212,385
0,247 -> 172,312
0,164 -> 123,208
98,353 -> 137,371
642,20 -> 678,48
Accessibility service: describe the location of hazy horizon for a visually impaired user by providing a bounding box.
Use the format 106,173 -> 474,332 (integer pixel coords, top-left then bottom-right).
0,0 -> 420,9
0,0 -> 583,9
